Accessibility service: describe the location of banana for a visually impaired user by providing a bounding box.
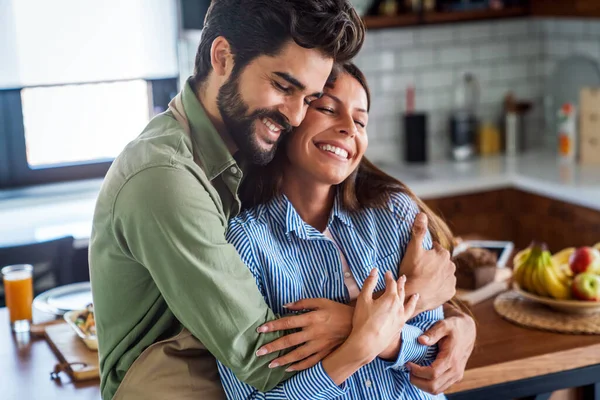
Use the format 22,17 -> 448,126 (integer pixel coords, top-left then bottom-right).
522,259 -> 536,293
533,260 -> 549,297
594,243 -> 600,252
540,253 -> 572,299
513,248 -> 531,290
551,247 -> 575,268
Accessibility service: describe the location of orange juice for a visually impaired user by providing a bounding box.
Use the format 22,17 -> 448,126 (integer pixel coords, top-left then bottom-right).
3,270 -> 33,323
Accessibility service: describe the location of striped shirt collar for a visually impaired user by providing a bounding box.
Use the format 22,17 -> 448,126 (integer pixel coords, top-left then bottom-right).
265,191 -> 354,239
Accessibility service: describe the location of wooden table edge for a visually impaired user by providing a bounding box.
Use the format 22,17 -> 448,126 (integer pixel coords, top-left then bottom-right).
446,341 -> 600,394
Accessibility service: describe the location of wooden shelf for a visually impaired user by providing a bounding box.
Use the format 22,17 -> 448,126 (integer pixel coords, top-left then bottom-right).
362,13 -> 419,30
424,6 -> 529,23
363,7 -> 529,30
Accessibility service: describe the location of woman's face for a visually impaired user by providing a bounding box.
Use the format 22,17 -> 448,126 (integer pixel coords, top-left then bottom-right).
285,71 -> 369,186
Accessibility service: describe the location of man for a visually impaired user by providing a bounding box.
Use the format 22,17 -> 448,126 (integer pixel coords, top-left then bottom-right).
90,1 -> 474,399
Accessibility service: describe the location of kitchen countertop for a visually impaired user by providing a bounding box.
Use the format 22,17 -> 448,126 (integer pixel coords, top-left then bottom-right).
1,151 -> 599,248
3,298 -> 600,400
378,151 -> 600,210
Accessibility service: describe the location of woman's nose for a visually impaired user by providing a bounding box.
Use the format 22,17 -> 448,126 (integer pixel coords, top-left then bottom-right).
338,117 -> 357,137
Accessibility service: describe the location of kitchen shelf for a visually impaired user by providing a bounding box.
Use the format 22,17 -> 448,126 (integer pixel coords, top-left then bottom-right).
362,14 -> 419,30
363,6 -> 529,30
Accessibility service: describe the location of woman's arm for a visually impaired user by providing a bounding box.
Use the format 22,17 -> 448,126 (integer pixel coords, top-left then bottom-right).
217,266 -> 418,399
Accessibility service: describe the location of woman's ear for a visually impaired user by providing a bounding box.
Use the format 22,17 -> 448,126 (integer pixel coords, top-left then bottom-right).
210,36 -> 234,78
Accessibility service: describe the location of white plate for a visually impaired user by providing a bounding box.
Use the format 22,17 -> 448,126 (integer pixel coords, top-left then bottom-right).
514,284 -> 600,314
64,310 -> 98,351
33,282 -> 92,315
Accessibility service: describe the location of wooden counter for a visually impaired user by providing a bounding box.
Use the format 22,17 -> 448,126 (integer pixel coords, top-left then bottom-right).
2,300 -> 600,399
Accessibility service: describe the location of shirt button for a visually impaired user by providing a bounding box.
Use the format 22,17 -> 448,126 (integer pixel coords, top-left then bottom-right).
344,272 -> 351,278
365,379 -> 372,388
230,166 -> 238,175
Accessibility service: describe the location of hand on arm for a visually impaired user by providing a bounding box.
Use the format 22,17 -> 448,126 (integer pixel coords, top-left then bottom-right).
399,213 -> 457,316
407,303 -> 476,395
253,298 -> 354,372
323,269 -> 419,385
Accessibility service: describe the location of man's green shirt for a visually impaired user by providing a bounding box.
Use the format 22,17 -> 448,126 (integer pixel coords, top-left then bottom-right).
89,81 -> 291,399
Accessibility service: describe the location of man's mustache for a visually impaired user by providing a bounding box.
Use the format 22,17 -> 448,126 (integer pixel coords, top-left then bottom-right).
251,109 -> 292,135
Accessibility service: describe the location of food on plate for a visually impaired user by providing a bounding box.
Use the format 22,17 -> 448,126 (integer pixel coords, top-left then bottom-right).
513,242 -> 571,300
453,247 -> 497,290
572,273 -> 600,302
74,304 -> 96,337
569,247 -> 600,275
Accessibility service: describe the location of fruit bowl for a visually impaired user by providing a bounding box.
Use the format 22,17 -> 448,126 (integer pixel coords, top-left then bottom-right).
514,284 -> 600,314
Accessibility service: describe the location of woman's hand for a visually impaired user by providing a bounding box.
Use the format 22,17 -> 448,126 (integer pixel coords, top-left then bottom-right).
349,269 -> 419,362
254,298 -> 353,371
318,268 -> 420,386
399,213 -> 456,315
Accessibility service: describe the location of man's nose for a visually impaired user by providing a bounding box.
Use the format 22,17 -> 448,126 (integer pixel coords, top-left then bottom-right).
280,97 -> 306,127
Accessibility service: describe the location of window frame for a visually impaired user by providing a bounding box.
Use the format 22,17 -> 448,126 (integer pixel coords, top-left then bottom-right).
0,78 -> 178,189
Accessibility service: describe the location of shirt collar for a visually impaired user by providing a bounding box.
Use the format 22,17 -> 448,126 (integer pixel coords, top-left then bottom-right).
181,78 -> 236,180
267,190 -> 354,239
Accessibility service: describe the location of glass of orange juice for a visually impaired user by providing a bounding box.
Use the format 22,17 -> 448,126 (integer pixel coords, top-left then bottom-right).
2,264 -> 34,333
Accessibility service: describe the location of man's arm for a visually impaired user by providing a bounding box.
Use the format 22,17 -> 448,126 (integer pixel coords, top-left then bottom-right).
407,302 -> 476,395
113,166 -> 293,391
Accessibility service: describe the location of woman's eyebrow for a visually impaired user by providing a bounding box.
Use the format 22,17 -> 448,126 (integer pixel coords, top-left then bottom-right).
322,93 -> 367,113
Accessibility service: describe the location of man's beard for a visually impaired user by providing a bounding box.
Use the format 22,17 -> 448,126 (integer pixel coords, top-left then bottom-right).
216,73 -> 292,165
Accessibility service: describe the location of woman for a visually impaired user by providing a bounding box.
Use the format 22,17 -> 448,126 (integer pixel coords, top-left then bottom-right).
218,63 -> 453,399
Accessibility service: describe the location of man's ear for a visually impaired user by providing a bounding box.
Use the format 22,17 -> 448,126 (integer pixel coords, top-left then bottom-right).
210,36 -> 234,78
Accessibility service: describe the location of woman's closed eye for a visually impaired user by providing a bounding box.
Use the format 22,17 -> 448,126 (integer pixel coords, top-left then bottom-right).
317,107 -> 335,114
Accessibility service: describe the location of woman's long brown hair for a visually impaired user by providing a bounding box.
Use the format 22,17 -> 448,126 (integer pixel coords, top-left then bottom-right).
239,62 -> 454,252
239,62 -> 470,317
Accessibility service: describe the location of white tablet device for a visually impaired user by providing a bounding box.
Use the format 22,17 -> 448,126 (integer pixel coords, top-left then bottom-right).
452,240 -> 515,268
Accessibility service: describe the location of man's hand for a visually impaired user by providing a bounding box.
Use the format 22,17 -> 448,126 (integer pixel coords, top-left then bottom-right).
254,298 -> 353,372
406,304 -> 476,395
400,213 -> 457,315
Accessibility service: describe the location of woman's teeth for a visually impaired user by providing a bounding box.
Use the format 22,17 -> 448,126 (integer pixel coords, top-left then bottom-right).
319,144 -> 349,159
261,118 -> 281,133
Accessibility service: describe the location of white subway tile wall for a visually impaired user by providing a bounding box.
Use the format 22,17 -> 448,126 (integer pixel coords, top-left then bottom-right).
357,18 -> 600,163
540,18 -> 600,149
357,19 -> 546,164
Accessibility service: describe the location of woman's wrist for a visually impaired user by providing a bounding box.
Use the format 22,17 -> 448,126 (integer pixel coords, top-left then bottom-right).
378,333 -> 402,361
322,332 -> 375,385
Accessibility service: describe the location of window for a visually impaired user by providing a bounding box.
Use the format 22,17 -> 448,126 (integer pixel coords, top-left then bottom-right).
0,78 -> 177,188
21,81 -> 150,167
0,0 -> 180,189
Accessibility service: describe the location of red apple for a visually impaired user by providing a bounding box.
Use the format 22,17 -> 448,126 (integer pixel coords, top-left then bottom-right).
569,247 -> 600,275
572,273 -> 600,301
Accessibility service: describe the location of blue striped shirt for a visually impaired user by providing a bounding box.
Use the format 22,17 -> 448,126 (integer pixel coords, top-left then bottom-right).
220,191 -> 446,400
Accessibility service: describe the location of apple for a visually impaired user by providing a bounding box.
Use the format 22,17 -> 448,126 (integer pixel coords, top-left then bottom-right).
568,247 -> 600,275
572,273 -> 600,301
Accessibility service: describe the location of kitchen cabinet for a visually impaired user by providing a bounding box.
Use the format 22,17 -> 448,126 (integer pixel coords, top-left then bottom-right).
424,189 -> 600,252
530,0 -> 600,18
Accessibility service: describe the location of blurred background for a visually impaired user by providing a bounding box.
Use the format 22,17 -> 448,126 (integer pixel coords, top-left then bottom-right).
1,0 -> 599,301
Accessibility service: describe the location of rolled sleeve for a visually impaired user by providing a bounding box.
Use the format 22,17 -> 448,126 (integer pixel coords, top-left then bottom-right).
284,362 -> 350,400
381,324 -> 431,371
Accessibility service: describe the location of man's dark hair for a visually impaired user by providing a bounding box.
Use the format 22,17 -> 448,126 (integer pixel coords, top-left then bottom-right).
190,0 -> 365,86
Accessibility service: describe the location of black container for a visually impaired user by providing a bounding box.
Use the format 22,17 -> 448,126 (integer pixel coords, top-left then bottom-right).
404,113 -> 427,163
